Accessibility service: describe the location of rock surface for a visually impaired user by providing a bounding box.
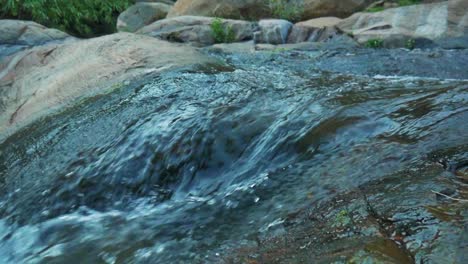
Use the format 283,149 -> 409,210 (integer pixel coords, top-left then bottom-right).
1,41 -> 467,263
117,2 -> 171,32
167,0 -> 374,20
0,20 -> 74,58
287,17 -> 341,43
135,0 -> 175,4
167,0 -> 271,20
0,20 -> 72,46
254,19 -> 293,45
338,1 -> 468,47
302,0 -> 374,19
138,16 -> 255,46
0,32 -> 224,139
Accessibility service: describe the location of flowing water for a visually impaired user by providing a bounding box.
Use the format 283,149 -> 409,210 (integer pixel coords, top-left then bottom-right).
0,51 -> 467,263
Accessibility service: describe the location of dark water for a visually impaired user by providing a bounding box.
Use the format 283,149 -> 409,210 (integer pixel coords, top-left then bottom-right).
0,52 -> 467,263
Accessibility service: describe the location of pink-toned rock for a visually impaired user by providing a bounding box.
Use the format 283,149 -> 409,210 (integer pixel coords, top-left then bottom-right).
0,33 -> 223,140
337,1 -> 468,46
0,19 -> 73,46
287,17 -> 342,43
301,0 -> 374,19
166,0 -> 374,20
138,16 -> 255,46
117,2 -> 171,32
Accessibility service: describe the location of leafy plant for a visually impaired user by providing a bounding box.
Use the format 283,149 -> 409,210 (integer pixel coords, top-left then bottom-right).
365,6 -> 385,13
398,0 -> 421,6
269,0 -> 303,22
211,18 -> 235,43
334,210 -> 351,227
405,38 -> 416,50
365,38 -> 384,48
0,0 -> 132,37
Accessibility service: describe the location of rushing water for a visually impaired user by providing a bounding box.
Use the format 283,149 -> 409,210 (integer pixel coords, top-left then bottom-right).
0,51 -> 467,263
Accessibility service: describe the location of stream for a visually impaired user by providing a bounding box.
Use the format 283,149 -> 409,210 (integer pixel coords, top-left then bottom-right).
0,50 -> 467,263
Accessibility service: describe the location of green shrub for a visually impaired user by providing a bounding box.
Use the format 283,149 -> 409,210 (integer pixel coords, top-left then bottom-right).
334,210 -> 351,227
405,39 -> 416,50
398,0 -> 421,6
211,18 -> 235,43
365,6 -> 385,13
269,0 -> 303,22
0,0 -> 132,37
365,39 -> 384,48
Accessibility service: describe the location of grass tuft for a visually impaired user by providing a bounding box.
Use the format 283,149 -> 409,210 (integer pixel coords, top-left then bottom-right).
211,18 -> 236,44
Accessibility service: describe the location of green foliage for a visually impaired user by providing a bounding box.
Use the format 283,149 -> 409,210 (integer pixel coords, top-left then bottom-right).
269,0 -> 303,22
334,210 -> 351,227
405,39 -> 416,50
398,0 -> 421,6
0,0 -> 132,37
272,47 -> 288,53
365,6 -> 385,13
365,0 -> 421,12
365,39 -> 384,48
210,18 -> 235,44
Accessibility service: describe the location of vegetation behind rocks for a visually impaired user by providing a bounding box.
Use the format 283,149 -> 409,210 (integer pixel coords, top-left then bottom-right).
0,0 -> 132,37
211,17 -> 236,43
268,0 -> 303,22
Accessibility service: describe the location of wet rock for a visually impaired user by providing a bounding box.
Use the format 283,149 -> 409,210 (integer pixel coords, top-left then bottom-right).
0,32 -> 225,139
337,1 -> 468,48
206,41 -> 255,54
454,163 -> 468,184
137,16 -> 255,46
254,19 -> 293,45
226,162 -> 467,263
117,2 -> 171,32
253,42 -> 322,52
0,45 -> 467,262
313,48 -> 468,79
287,17 -> 341,43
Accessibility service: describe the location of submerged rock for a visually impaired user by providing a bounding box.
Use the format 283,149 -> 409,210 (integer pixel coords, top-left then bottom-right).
117,2 -> 172,32
0,38 -> 467,263
0,32 -> 225,140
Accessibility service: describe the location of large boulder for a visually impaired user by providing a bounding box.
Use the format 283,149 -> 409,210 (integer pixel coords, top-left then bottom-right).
137,16 -> 255,46
117,2 -> 172,32
337,1 -> 468,48
287,17 -> 342,43
0,20 -> 72,46
301,0 -> 375,19
0,32 -> 224,139
0,20 -> 75,59
135,0 -> 175,4
253,19 -> 293,44
167,0 -> 271,20
167,0 -> 375,20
